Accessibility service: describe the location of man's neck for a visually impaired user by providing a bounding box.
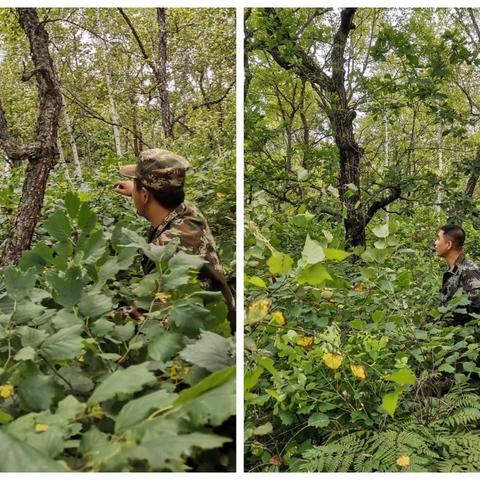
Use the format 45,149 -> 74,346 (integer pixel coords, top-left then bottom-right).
445,250 -> 463,268
147,205 -> 175,229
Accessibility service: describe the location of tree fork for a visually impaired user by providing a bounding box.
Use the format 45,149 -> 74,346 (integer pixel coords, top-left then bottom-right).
0,8 -> 62,267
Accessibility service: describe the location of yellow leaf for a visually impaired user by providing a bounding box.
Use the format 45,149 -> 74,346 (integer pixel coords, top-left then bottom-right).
323,352 -> 343,370
88,404 -> 104,419
351,364 -> 366,380
154,292 -> 172,303
272,311 -> 285,325
0,384 -> 14,399
396,455 -> 410,467
247,299 -> 271,324
354,200 -> 361,209
34,423 -> 48,433
296,336 -> 313,347
169,361 -> 190,381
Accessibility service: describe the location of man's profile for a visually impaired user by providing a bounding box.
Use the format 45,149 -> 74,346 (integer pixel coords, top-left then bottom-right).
115,148 -> 235,332
435,224 -> 480,325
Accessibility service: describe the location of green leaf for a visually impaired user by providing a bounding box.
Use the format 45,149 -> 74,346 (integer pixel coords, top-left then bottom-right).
372,223 -> 389,238
0,429 -> 68,472
115,390 -> 177,433
17,326 -> 48,348
47,267 -> 83,309
381,387 -> 402,417
77,203 -> 97,233
385,368 -> 416,386
148,331 -> 184,362
65,191 -> 80,218
324,248 -> 351,261
175,365 -> 235,406
179,331 -> 234,372
438,363 -> 455,373
244,367 -> 264,392
14,346 -> 36,361
18,374 -> 57,411
3,267 -> 36,300
43,210 -> 71,242
78,293 -> 113,319
267,250 -> 293,276
87,362 -> 156,406
308,412 -> 330,428
80,230 -> 106,264
247,276 -> 267,288
0,411 -> 13,424
40,325 -> 84,361
300,234 -> 325,265
297,263 -> 332,285
170,301 -> 210,335
253,422 -> 273,435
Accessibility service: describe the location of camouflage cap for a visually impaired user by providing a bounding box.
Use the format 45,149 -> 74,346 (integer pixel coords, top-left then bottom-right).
119,149 -> 189,191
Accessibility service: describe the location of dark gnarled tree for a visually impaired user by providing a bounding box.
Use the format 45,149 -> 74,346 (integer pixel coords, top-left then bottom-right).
0,8 -> 62,266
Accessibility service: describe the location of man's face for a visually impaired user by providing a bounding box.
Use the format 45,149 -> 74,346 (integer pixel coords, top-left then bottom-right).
132,183 -> 148,217
435,230 -> 452,257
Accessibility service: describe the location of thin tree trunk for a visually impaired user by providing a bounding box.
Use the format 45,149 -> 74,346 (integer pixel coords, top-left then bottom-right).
435,121 -> 443,212
61,94 -> 83,182
0,8 -> 62,267
57,137 -> 73,186
384,111 -> 389,223
156,8 -> 173,138
96,9 -> 122,156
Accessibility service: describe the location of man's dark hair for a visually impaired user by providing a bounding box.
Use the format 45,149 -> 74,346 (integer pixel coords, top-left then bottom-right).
134,178 -> 184,209
441,224 -> 465,250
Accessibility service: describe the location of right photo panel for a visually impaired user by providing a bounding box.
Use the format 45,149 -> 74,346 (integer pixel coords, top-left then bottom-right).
245,7 -> 480,473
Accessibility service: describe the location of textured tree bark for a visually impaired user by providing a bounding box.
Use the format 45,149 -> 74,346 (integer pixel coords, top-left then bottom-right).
262,8 -> 400,247
465,147 -> 480,197
0,8 -> 62,267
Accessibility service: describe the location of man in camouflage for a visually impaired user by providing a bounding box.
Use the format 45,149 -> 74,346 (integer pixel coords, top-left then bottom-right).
115,148 -> 235,332
435,224 -> 480,325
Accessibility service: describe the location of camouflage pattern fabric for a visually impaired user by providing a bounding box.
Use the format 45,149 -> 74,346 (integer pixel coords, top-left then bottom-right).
120,149 -> 189,192
440,252 -> 480,324
142,201 -> 236,331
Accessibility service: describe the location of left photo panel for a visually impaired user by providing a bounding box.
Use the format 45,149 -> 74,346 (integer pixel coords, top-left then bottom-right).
0,7 -> 236,472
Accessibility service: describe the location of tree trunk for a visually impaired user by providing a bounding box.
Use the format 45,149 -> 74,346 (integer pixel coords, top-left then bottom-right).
156,8 -> 173,138
61,94 -> 83,182
57,137 -> 72,185
465,147 -> 480,197
0,8 -> 62,267
435,120 -> 443,212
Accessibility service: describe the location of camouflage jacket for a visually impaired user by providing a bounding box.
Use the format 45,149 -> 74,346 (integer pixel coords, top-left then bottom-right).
440,253 -> 480,324
141,201 -> 236,331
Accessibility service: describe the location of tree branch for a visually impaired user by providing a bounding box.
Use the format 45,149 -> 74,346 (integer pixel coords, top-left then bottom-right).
365,185 -> 401,225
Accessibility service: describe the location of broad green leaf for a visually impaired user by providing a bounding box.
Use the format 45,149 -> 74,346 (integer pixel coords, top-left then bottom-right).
244,367 -> 264,392
267,250 -> 293,276
124,431 -> 230,471
372,223 -> 389,238
77,203 -> 97,233
47,267 -> 83,309
297,263 -> 332,285
43,210 -> 71,242
14,346 -> 36,361
65,191 -> 80,218
247,276 -> 267,288
253,422 -> 273,435
17,326 -> 48,348
148,331 -> 184,362
175,365 -> 235,406
300,235 -> 325,265
3,267 -> 36,300
78,293 -> 113,319
41,326 -> 83,361
170,301 -> 210,335
18,374 -> 57,411
87,362 -> 156,406
80,230 -> 106,264
324,248 -> 351,261
385,368 -> 416,386
115,390 -> 177,433
0,429 -> 68,472
179,331 -> 234,372
381,387 -> 402,417
308,412 -> 330,428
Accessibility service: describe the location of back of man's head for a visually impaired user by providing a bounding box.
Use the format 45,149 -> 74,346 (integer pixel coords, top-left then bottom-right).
441,224 -> 465,250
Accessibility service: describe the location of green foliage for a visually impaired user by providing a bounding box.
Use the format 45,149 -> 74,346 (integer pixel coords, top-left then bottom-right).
0,194 -> 235,472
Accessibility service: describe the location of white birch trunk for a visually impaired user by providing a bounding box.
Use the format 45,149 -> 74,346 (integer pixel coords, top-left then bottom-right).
435,122 -> 443,212
57,137 -> 73,186
384,111 -> 389,223
61,94 -> 83,182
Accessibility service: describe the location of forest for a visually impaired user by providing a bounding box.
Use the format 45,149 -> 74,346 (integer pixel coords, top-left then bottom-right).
0,8 -> 236,472
245,7 -> 480,472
